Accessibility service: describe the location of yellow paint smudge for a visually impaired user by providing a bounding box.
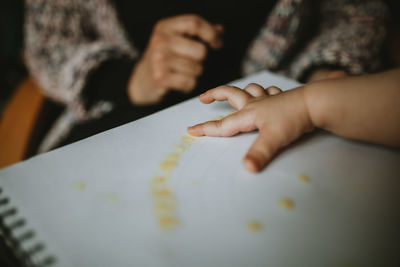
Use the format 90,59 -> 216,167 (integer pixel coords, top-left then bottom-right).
159,160 -> 178,171
73,183 -> 85,191
279,198 -> 294,210
152,175 -> 167,183
181,135 -> 195,146
298,173 -> 310,183
248,221 -> 263,232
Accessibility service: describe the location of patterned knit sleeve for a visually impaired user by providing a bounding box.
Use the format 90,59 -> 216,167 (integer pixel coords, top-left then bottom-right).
24,0 -> 138,105
287,0 -> 388,80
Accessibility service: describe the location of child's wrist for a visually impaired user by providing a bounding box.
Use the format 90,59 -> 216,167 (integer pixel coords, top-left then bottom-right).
302,82 -> 325,130
296,85 -> 315,133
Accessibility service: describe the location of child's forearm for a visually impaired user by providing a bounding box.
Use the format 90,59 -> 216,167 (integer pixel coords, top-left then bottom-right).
304,69 -> 400,147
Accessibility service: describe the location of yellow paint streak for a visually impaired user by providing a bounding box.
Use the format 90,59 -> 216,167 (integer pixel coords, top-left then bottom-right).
248,221 -> 263,232
298,173 -> 310,183
73,183 -> 85,191
151,133 -> 198,231
279,198 -> 294,210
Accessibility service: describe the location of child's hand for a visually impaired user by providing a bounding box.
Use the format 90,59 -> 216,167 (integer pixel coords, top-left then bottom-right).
188,83 -> 314,173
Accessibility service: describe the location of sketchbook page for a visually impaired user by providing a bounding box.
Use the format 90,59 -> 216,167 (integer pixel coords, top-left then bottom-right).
0,71 -> 399,267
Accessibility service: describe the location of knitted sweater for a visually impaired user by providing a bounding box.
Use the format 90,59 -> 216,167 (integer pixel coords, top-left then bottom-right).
24,0 -> 388,152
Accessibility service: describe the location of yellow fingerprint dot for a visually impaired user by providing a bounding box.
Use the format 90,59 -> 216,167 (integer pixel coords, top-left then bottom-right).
107,194 -> 120,204
298,173 -> 310,183
152,175 -> 167,184
159,216 -> 179,230
248,221 -> 263,232
73,183 -> 85,191
279,198 -> 294,210
159,160 -> 178,171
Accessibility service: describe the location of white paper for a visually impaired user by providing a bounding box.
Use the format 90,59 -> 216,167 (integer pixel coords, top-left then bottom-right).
0,71 -> 399,267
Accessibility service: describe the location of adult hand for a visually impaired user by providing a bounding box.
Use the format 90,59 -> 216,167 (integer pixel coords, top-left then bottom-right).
127,15 -> 223,105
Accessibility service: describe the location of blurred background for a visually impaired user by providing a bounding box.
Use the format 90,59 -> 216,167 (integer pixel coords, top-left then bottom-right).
0,0 -> 26,115
0,1 -> 399,118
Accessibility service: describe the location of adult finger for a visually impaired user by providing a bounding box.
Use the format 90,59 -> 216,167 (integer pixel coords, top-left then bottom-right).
187,111 -> 256,137
244,83 -> 267,97
165,72 -> 197,93
243,129 -> 282,173
167,55 -> 203,77
169,35 -> 208,61
157,15 -> 222,49
265,86 -> 283,96
200,86 -> 252,110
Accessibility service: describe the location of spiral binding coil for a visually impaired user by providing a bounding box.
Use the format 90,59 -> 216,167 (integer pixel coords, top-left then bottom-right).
0,188 -> 56,267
